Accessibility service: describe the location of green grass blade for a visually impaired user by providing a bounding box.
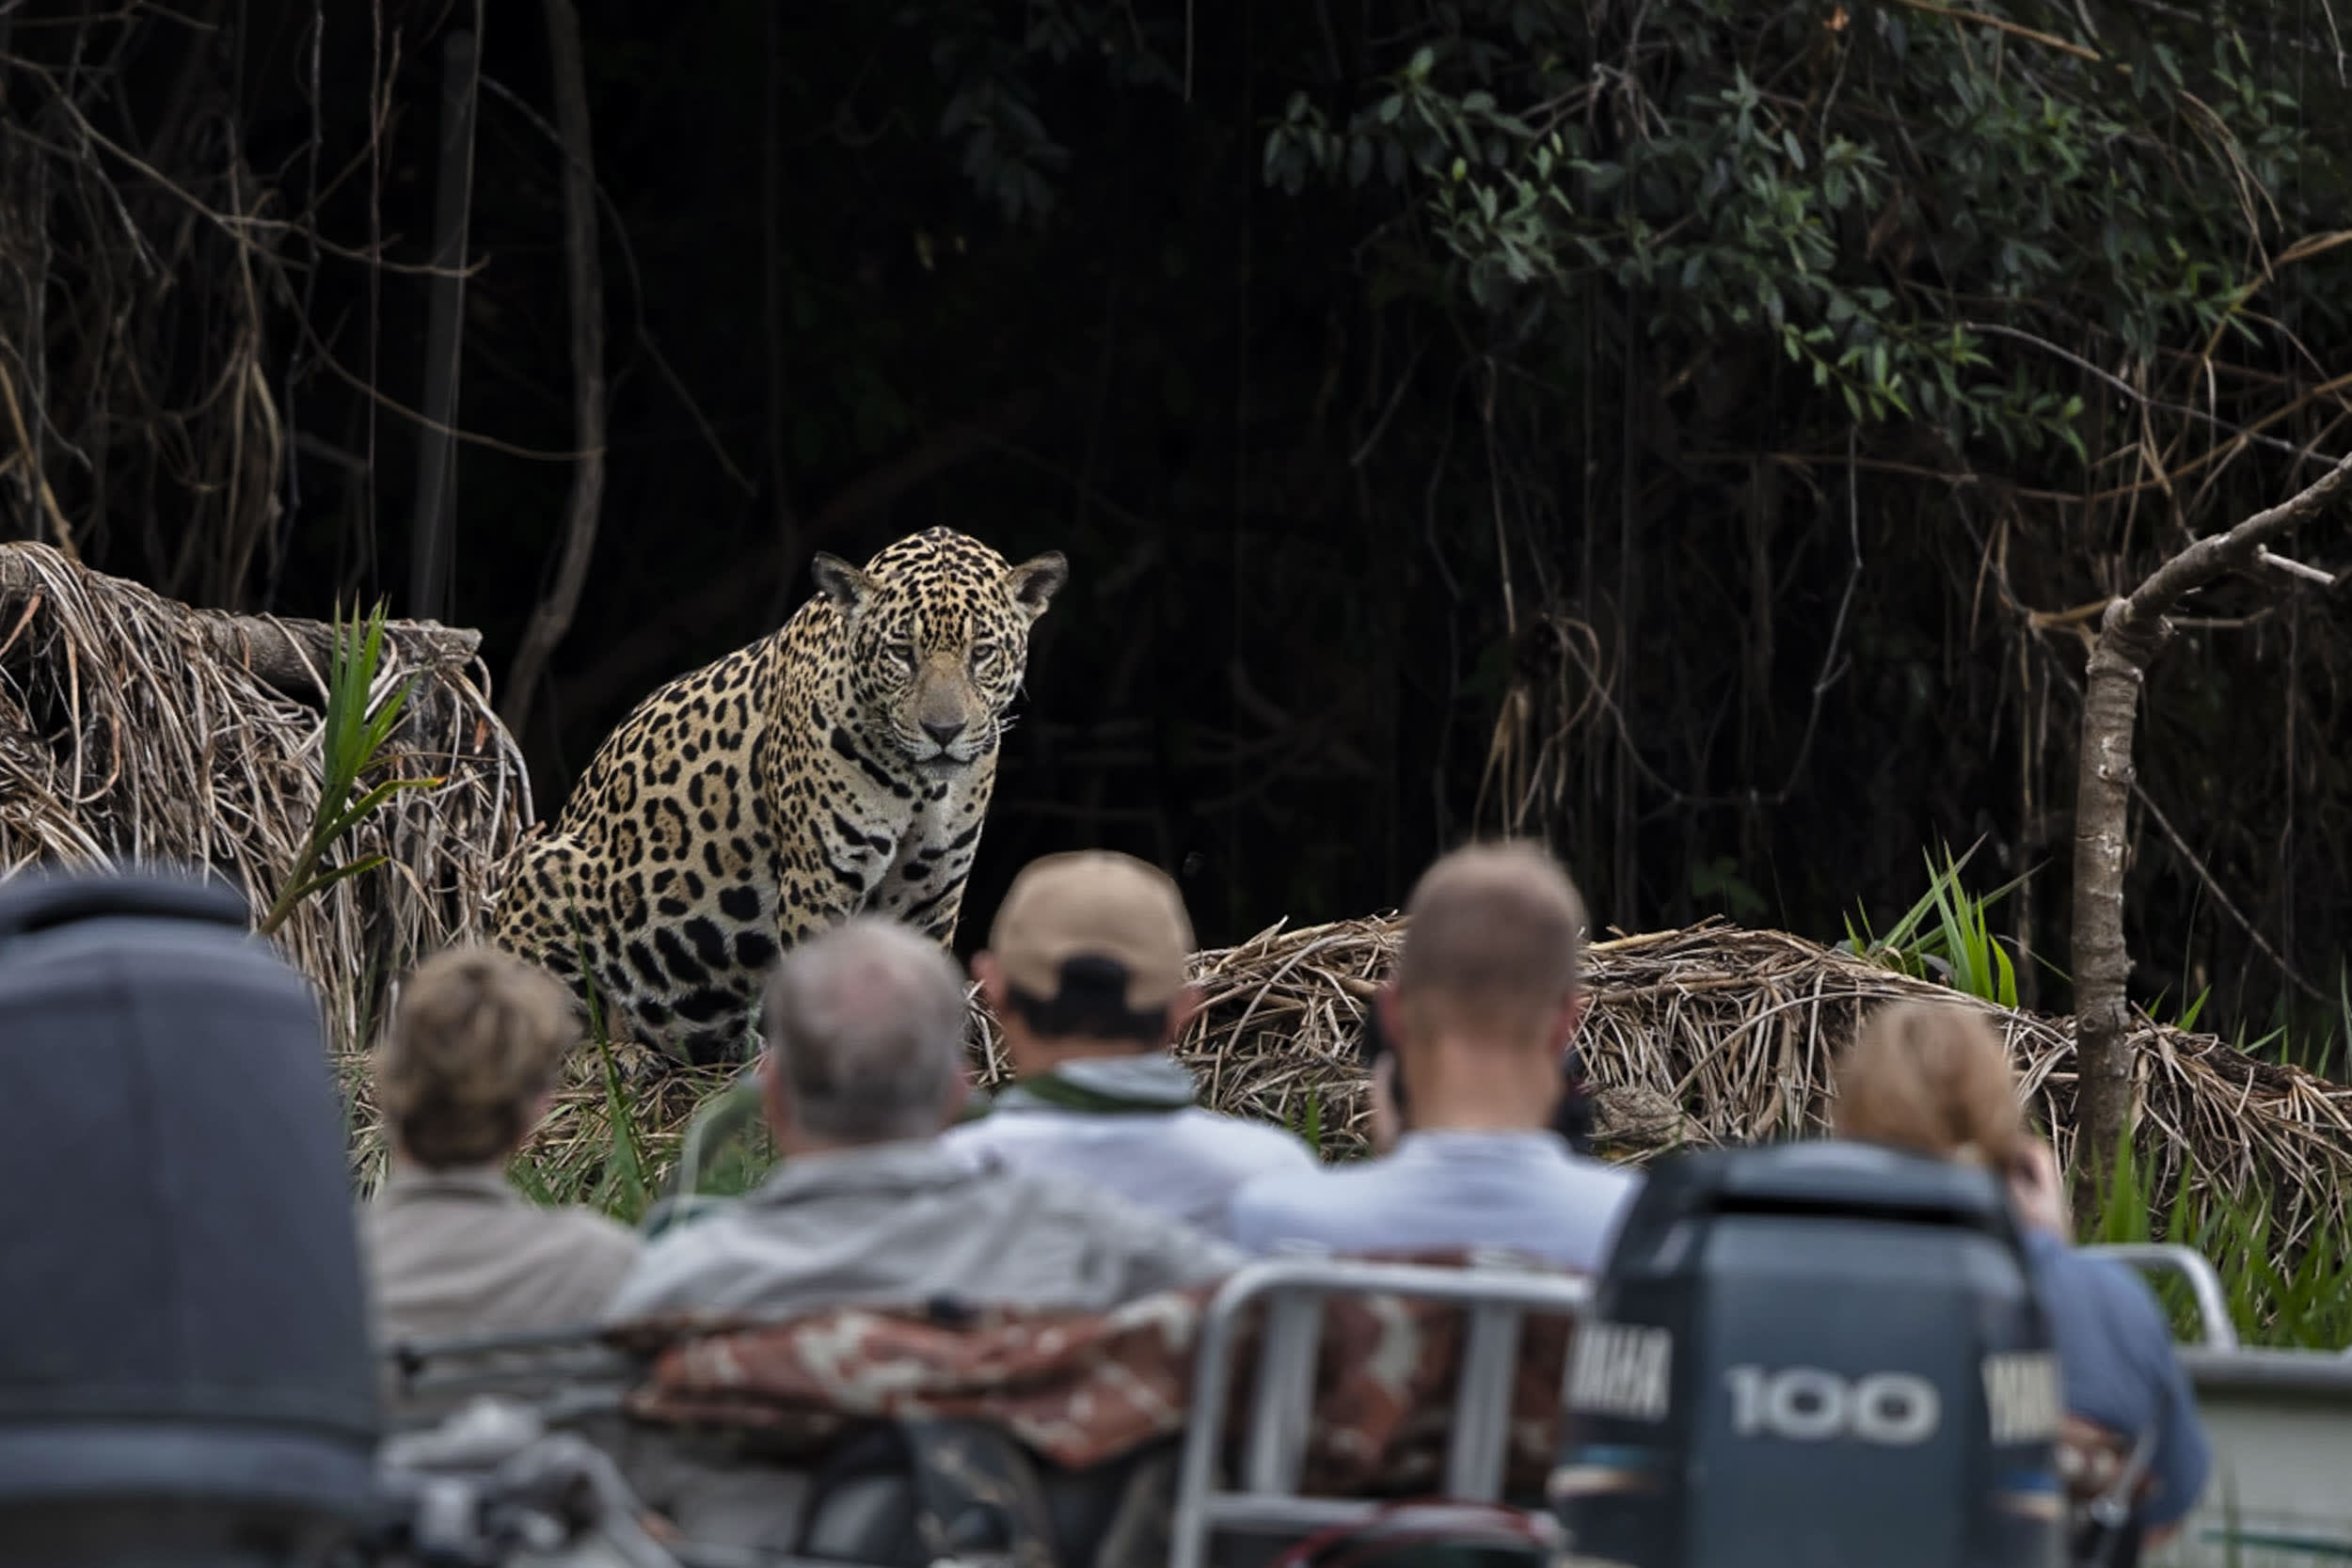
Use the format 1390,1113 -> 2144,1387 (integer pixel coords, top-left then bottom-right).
278,855 -> 392,905
317,775 -> 446,843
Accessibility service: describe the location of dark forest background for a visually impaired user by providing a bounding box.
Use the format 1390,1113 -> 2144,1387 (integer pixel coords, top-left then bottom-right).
3,0 -> 2349,1062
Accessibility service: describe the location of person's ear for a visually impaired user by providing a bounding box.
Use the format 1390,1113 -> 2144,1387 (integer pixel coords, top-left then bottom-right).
1375,981 -> 1405,1047
509,1085 -> 559,1159
1165,982 -> 1205,1044
972,951 -> 1008,1014
1366,1051 -> 1405,1156
758,1047 -> 792,1127
1549,988 -> 1588,1053
939,1072 -> 973,1130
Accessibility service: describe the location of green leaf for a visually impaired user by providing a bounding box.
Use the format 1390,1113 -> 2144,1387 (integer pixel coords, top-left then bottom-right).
316,775 -> 446,846
279,855 -> 391,906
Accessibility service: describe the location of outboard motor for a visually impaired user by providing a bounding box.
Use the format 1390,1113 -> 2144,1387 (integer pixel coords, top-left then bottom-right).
1553,1140 -> 2065,1568
0,871 -> 381,1565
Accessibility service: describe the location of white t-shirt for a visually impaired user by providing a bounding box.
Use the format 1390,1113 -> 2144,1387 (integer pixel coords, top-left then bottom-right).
1226,1129 -> 1642,1270
945,1105 -> 1317,1241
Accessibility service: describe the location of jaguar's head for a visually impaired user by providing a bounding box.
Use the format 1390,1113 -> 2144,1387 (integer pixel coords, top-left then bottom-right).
813,528 -> 1068,770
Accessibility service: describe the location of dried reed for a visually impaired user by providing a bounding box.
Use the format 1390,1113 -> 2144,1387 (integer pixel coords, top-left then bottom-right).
0,543 -> 530,1061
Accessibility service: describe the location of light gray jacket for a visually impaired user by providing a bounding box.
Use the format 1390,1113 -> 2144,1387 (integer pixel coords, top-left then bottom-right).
604,1138 -> 1240,1323
943,1054 -> 1317,1241
362,1164 -> 641,1344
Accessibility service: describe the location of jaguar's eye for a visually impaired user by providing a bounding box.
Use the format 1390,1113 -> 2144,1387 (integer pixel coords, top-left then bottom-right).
882,641 -> 915,673
969,642 -> 1001,674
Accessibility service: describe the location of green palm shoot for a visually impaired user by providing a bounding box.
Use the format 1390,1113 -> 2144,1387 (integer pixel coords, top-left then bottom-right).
258,604 -> 445,938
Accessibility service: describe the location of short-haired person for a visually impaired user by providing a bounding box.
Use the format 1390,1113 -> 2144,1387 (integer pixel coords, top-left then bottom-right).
1227,842 -> 1641,1269
944,851 -> 1315,1237
604,916 -> 1238,1321
1837,1002 -> 2212,1549
363,946 -> 640,1341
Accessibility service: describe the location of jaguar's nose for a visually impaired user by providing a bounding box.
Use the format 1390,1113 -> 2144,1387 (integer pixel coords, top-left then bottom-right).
921,719 -> 966,748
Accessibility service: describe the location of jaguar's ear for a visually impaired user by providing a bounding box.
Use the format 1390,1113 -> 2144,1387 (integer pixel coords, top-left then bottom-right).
1006,551 -> 1069,621
811,553 -> 873,617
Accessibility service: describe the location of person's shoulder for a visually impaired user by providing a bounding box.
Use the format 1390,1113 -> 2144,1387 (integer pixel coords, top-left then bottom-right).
1006,1162 -> 1244,1261
1228,1154 -> 1387,1242
602,1206 -> 742,1321
936,1116 -> 1008,1164
1176,1108 -> 1319,1170
2070,1244 -> 2178,1330
1556,1148 -> 1644,1196
356,1187 -> 398,1235
548,1201 -> 643,1259
2032,1236 -> 2183,1354
2037,1235 -> 2147,1297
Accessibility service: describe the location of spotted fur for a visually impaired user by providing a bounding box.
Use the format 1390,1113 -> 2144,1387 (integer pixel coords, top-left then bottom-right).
491,528 -> 1068,1066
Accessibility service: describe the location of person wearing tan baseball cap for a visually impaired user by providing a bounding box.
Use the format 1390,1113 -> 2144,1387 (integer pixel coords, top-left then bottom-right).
944,850 -> 1314,1239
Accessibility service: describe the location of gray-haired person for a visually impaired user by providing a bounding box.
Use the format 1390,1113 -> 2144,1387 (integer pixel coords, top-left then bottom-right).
603,916 -> 1239,1322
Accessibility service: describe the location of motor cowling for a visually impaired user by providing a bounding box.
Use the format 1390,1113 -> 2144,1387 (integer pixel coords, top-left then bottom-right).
1552,1140 -> 2065,1568
0,871 -> 380,1564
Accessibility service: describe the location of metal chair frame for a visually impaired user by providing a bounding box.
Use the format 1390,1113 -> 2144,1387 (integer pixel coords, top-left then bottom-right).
1168,1256 -> 1592,1568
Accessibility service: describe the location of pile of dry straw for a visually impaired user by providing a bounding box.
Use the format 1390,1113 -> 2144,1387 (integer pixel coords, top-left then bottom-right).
0,543 -> 528,1056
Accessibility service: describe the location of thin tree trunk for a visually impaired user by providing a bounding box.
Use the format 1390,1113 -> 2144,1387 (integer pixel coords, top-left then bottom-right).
501,0 -> 606,739
409,23 -> 478,623
2070,448 -> 2352,1215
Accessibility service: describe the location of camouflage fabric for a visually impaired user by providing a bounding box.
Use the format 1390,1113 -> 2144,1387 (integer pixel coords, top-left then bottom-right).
618,1252 -> 1577,1497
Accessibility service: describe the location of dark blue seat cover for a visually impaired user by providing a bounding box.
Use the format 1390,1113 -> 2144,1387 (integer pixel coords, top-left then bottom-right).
0,870 -> 379,1541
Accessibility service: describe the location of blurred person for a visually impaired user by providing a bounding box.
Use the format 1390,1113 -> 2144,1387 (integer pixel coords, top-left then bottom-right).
604,915 -> 1237,1321
944,850 -> 1315,1237
1227,842 -> 1641,1269
1837,1001 -> 2212,1553
364,946 -> 640,1342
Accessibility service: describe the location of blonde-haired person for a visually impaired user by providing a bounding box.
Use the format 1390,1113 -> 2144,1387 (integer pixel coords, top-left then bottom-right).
1838,1002 -> 2210,1551
362,946 -> 639,1343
